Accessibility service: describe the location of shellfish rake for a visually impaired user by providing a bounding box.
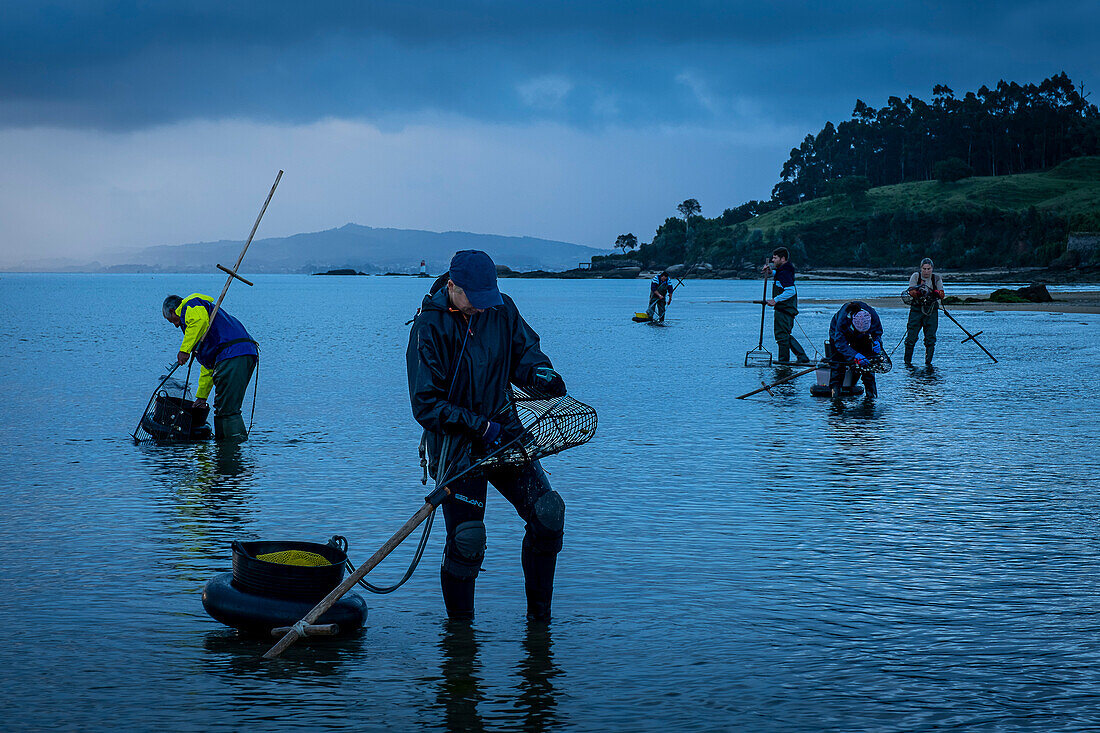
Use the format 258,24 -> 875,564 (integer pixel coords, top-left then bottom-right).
263,387 -> 597,660
745,273 -> 773,367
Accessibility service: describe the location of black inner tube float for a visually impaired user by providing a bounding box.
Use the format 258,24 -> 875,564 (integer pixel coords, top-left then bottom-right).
202,540 -> 367,637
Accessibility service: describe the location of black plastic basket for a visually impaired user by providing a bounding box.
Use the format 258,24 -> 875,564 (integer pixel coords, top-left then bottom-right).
138,394 -> 212,442
231,540 -> 347,602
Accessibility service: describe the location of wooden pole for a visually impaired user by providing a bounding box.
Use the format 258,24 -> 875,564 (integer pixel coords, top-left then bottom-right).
203,170 -> 283,334
673,261 -> 699,291
271,624 -> 339,637
736,365 -> 817,400
940,306 -> 998,363
263,491 -> 447,660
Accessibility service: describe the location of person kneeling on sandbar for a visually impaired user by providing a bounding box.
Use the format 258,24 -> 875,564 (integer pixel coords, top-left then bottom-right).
162,294 -> 258,442
828,301 -> 884,399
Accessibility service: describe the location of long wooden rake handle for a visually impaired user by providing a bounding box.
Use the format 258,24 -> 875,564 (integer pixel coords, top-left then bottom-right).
263,396 -> 585,660
202,171 -> 282,336
736,365 -> 817,400
940,306 -> 997,363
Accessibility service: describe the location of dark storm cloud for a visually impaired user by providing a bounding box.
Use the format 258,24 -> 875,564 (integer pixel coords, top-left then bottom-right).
1,1 -> 1097,129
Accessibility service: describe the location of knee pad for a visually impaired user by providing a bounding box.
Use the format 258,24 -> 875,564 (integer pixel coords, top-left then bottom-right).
527,491 -> 565,554
442,520 -> 486,580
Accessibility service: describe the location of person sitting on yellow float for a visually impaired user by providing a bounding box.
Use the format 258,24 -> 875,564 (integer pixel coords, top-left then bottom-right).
162,293 -> 258,442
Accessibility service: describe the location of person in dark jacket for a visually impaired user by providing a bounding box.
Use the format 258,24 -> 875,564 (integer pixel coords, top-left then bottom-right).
761,247 -> 810,364
162,293 -> 258,442
406,250 -> 568,622
646,271 -> 674,322
828,301 -> 884,399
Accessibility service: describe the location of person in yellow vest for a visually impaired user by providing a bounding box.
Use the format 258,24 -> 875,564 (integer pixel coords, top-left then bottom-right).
162,293 -> 258,442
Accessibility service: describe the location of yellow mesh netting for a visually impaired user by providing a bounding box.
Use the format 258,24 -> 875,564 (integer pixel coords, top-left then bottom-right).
255,550 -> 331,567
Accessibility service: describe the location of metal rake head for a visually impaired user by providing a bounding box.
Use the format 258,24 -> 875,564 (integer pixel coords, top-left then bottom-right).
744,347 -> 773,368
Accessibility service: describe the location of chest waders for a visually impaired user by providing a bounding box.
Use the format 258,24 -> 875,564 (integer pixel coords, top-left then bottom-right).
771,283 -> 808,364
904,301 -> 938,365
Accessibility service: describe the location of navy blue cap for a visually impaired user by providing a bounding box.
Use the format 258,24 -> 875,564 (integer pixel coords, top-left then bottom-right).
449,250 -> 504,309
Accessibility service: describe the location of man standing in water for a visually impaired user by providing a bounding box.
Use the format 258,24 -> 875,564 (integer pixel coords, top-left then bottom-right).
761,247 -> 811,364
828,301 -> 885,399
407,250 -> 568,622
646,271 -> 674,322
904,257 -> 945,366
162,294 -> 258,442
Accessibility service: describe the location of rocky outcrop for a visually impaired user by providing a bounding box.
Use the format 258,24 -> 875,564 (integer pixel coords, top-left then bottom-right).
1015,283 -> 1054,302
990,283 -> 1053,303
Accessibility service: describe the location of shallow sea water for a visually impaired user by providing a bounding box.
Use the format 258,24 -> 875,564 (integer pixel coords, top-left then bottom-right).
2,273 -> 1099,731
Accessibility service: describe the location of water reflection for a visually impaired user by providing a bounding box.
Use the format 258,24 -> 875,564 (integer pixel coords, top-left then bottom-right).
157,443 -> 258,526
902,365 -> 945,405
438,620 -> 485,732
827,397 -> 883,422
516,622 -> 562,732
142,442 -> 260,578
435,620 -> 563,732
203,630 -> 359,682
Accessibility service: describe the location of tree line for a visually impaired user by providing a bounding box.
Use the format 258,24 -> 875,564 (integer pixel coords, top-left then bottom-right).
606,74 -> 1100,270
771,72 -> 1100,206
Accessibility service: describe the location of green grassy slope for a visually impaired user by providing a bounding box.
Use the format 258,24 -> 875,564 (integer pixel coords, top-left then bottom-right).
707,156 -> 1100,268
749,156 -> 1100,233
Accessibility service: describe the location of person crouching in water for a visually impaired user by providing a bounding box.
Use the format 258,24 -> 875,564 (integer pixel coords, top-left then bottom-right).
761,247 -> 811,364
407,250 -> 568,622
904,257 -> 945,366
828,302 -> 884,399
162,294 -> 258,442
646,271 -> 674,322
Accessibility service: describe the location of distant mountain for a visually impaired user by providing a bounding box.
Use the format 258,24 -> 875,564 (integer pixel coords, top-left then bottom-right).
72,224 -> 607,274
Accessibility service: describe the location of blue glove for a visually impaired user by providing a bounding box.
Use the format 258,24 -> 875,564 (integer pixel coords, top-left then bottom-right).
854,354 -> 870,367
531,366 -> 567,397
872,340 -> 884,354
480,420 -> 502,447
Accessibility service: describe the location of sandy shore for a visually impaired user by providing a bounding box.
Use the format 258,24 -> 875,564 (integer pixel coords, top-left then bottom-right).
721,291 -> 1100,313
799,290 -> 1100,314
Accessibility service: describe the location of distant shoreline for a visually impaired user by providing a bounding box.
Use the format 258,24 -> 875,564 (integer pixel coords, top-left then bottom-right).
4,266 -> 1100,287
499,265 -> 1100,284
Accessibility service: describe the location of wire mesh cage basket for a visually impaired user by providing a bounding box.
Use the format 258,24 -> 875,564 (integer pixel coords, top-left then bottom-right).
476,385 -> 598,472
132,372 -> 213,444
901,288 -> 936,308
858,352 -> 893,375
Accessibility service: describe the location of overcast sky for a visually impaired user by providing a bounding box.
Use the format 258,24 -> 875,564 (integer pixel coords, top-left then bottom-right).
1,1 -> 1097,265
